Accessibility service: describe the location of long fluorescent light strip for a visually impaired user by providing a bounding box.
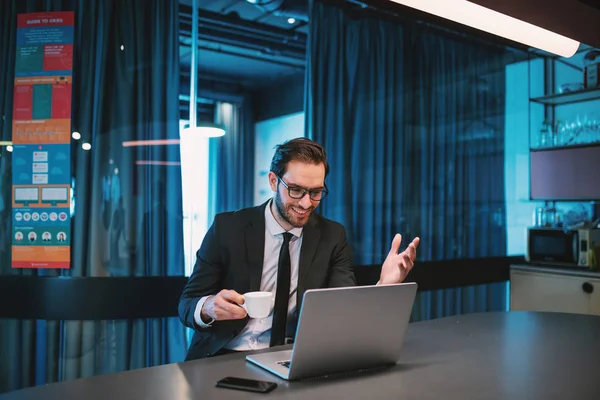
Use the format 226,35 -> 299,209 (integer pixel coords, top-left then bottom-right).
122,139 -> 181,147
389,0 -> 580,58
135,160 -> 181,166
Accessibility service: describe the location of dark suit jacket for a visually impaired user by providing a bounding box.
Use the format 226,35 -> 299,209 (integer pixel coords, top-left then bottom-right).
178,201 -> 356,361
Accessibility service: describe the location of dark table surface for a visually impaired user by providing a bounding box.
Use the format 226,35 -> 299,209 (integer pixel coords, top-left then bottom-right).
3,311 -> 600,399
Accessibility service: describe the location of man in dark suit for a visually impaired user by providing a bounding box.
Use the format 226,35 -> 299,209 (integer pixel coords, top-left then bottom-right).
178,138 -> 419,361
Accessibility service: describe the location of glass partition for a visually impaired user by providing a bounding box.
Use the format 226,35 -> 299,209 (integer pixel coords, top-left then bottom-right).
1,0 -> 594,394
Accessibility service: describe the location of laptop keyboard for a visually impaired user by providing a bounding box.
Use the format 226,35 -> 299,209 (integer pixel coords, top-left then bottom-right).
277,360 -> 291,368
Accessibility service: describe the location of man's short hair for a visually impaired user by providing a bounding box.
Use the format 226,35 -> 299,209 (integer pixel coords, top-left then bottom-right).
270,137 -> 330,178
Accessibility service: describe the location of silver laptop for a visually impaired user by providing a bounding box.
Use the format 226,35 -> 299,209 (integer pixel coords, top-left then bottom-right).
246,282 -> 418,380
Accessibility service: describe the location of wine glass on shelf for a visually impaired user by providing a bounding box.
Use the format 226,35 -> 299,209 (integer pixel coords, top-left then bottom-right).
555,120 -> 569,146
573,115 -> 583,144
590,114 -> 600,144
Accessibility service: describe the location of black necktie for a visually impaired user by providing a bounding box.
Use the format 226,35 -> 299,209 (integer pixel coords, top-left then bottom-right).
271,232 -> 293,347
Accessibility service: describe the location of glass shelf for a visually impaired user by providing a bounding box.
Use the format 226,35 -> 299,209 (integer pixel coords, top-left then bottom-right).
530,142 -> 600,152
530,87 -> 600,106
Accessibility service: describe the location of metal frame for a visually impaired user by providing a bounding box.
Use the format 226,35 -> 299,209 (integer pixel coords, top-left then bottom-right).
178,4 -> 307,64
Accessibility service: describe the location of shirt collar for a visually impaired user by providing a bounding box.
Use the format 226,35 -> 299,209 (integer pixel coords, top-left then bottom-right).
265,199 -> 303,239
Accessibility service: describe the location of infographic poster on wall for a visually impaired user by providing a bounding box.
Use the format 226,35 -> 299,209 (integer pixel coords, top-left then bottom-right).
11,12 -> 74,269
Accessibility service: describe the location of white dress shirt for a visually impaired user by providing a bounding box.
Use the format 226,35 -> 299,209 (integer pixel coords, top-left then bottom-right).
194,199 -> 303,350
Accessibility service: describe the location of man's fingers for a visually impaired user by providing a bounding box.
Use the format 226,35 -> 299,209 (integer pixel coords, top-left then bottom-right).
401,253 -> 413,271
412,237 -> 420,249
215,297 -> 247,319
389,234 -> 402,256
390,234 -> 421,258
398,240 -> 418,260
408,243 -> 417,259
403,237 -> 420,260
220,289 -> 244,305
222,303 -> 246,319
209,290 -> 248,321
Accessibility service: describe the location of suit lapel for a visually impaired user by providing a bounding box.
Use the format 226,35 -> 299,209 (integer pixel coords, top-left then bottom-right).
245,202 -> 267,292
296,216 -> 320,308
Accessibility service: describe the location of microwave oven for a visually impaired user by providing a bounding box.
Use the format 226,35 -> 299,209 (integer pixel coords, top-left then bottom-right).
526,227 -> 600,268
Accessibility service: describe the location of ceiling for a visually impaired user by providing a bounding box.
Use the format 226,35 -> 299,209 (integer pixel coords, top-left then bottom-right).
177,0 -> 537,102
179,0 -> 308,92
177,0 -> 600,122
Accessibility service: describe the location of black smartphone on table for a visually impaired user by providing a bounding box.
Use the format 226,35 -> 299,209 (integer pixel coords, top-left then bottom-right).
216,376 -> 277,393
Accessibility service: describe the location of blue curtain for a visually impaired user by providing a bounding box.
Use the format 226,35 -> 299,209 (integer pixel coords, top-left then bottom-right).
0,0 -> 186,393
306,1 -> 508,320
208,99 -> 255,221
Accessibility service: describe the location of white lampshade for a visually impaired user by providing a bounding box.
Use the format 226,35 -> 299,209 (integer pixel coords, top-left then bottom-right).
182,123 -> 226,138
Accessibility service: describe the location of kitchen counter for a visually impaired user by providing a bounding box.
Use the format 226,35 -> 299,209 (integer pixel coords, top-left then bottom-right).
510,263 -> 600,279
510,264 -> 600,316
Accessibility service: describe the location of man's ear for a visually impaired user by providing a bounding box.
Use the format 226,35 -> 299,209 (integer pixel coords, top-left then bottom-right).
267,171 -> 278,192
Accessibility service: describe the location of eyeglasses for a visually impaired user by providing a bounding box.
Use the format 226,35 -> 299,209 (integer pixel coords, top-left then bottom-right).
277,175 -> 328,201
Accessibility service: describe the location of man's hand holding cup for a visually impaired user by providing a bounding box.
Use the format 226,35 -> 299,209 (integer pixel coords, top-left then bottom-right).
201,290 -> 274,323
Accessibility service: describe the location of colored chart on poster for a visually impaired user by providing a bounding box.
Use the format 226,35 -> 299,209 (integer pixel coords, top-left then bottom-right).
12,11 -> 73,269
11,207 -> 70,268
12,144 -> 71,185
12,119 -> 71,144
15,12 -> 74,77
14,77 -> 73,126
32,83 -> 52,119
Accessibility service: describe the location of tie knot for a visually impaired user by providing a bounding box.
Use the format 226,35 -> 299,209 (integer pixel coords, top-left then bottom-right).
282,232 -> 293,244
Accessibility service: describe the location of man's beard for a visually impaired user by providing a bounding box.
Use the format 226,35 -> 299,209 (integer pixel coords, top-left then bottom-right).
274,191 -> 312,228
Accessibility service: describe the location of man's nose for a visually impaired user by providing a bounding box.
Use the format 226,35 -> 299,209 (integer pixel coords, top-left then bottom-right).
299,193 -> 312,208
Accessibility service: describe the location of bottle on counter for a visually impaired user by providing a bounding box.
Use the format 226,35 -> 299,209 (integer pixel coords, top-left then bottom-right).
539,120 -> 550,148
533,207 -> 546,227
545,207 -> 557,227
584,50 -> 600,89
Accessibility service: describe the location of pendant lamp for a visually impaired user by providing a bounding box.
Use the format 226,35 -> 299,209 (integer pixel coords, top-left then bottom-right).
183,0 -> 226,137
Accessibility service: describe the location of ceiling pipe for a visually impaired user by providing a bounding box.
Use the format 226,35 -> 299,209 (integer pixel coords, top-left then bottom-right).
183,0 -> 226,137
178,6 -> 307,61
178,7 -> 307,45
188,0 -> 198,131
246,0 -> 309,22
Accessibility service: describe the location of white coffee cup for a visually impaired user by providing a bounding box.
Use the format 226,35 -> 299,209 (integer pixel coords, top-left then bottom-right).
242,291 -> 274,318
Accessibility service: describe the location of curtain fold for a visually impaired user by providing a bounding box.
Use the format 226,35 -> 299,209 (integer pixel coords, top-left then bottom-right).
0,0 -> 185,393
208,99 -> 255,221
306,1 -> 508,321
